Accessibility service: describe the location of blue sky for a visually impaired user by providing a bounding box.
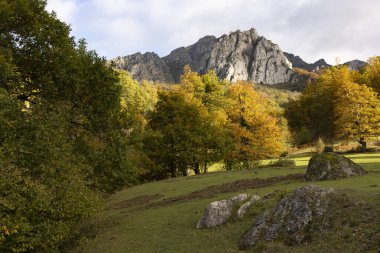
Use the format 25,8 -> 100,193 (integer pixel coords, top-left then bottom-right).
47,0 -> 380,64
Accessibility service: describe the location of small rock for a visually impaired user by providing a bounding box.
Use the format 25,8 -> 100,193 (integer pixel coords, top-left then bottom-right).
237,195 -> 261,219
196,194 -> 249,229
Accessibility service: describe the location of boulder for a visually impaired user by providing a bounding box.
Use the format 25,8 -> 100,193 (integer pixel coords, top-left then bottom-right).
237,195 -> 261,219
306,153 -> 366,181
239,185 -> 343,248
196,194 -> 249,229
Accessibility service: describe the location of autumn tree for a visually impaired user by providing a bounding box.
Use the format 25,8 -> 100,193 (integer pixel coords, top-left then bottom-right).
286,65 -> 380,148
363,56 -> 380,94
334,80 -> 380,149
225,82 -> 285,169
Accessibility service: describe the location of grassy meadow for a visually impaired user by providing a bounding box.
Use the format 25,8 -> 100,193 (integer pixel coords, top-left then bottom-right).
69,153 -> 380,253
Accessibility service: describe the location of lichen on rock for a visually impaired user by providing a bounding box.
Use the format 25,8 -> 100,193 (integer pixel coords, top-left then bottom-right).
239,185 -> 345,249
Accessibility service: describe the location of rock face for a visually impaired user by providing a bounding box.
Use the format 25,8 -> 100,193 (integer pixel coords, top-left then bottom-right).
306,153 -> 366,181
196,194 -> 250,229
113,52 -> 174,83
239,185 -> 341,248
112,28 -> 297,85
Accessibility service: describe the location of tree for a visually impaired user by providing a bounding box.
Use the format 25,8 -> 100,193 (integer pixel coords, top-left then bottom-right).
117,70 -> 158,181
177,66 -> 229,173
334,80 -> 380,149
225,82 -> 285,169
143,91 -> 207,178
286,65 -> 380,148
363,56 -> 380,94
0,0 -> 136,251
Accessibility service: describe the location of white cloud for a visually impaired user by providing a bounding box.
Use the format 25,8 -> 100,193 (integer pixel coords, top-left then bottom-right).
46,0 -> 77,23
46,0 -> 380,64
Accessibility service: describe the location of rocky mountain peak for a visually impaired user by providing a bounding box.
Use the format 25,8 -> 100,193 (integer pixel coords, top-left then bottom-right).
112,28 -> 297,85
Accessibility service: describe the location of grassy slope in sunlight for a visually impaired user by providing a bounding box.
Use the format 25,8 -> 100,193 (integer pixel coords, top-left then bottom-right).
70,153 -> 380,253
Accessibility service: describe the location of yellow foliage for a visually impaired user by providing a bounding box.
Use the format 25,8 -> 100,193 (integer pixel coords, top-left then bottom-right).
226,81 -> 285,160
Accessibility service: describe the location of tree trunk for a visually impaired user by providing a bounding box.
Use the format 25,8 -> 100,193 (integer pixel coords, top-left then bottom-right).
170,161 -> 177,178
193,162 -> 200,175
358,137 -> 367,151
203,161 -> 208,174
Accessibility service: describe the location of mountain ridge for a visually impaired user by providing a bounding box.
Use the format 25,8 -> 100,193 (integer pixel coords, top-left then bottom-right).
113,28 -> 297,85
112,28 -> 365,88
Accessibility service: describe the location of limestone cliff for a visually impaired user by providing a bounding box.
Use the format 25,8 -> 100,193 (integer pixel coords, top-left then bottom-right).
112,28 -> 297,85
113,52 -> 174,83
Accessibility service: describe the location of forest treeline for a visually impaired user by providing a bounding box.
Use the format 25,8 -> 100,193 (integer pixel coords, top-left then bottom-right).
1,0 -> 380,252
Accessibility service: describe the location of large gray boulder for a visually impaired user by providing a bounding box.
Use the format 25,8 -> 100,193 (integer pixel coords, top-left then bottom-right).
306,153 -> 366,181
196,194 -> 249,229
239,185 -> 342,249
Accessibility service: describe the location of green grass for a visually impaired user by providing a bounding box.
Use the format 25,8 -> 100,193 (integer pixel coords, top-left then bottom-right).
69,153 -> 380,253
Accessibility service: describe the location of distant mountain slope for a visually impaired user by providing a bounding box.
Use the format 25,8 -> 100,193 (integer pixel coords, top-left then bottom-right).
283,52 -> 331,72
343,59 -> 366,71
112,28 -> 298,85
283,53 -> 367,72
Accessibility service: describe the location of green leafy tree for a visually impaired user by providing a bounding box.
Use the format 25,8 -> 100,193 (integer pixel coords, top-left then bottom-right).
117,70 -> 158,180
177,66 -> 229,173
143,91 -> 207,178
0,0 -> 137,251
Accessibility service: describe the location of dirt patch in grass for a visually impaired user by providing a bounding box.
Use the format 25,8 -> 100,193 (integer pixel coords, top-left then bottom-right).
107,194 -> 164,210
135,173 -> 304,211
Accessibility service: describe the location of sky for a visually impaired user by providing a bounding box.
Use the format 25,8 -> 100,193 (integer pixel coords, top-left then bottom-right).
46,0 -> 380,64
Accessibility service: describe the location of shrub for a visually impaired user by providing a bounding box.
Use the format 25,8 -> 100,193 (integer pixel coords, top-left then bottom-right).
224,160 -> 262,170
266,158 -> 296,168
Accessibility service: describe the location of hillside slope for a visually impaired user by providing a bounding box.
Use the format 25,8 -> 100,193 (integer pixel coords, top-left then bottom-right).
69,153 -> 380,253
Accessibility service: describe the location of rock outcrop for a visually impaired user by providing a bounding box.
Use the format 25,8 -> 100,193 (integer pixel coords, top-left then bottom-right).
113,52 -> 174,83
112,28 -> 297,85
196,194 -> 251,229
306,153 -> 366,181
239,185 -> 343,249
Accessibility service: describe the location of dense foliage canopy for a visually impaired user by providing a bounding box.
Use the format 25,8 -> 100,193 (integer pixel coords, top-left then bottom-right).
0,0 -> 134,251
286,64 -> 380,148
